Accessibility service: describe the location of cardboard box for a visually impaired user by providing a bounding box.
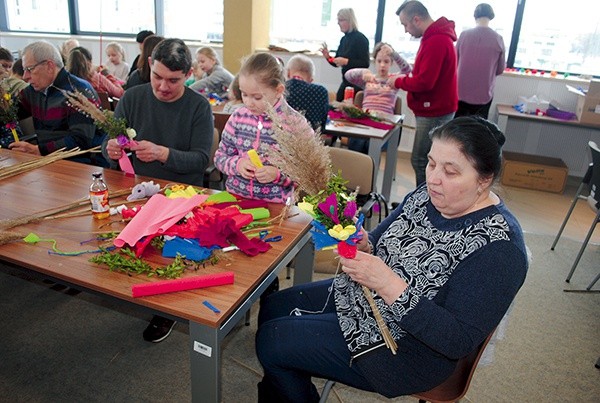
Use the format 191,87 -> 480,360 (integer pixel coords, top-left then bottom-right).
574,80 -> 600,125
501,151 -> 568,193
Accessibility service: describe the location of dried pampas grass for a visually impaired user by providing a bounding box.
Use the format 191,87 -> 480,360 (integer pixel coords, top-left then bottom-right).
267,105 -> 332,198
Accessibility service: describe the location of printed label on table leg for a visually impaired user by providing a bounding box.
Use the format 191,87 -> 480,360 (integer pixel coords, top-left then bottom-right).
194,341 -> 213,357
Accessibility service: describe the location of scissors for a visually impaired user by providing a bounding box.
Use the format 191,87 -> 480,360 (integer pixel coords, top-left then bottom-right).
258,230 -> 282,243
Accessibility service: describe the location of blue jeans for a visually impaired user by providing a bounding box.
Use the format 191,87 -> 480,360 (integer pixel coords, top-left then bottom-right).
256,279 -> 375,402
411,113 -> 455,186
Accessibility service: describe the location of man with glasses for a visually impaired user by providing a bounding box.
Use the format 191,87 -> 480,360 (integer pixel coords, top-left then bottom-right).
103,38 -> 214,343
388,1 -> 457,187
9,41 -> 106,166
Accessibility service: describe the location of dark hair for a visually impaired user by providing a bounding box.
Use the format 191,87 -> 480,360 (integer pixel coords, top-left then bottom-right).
239,52 -> 285,91
67,46 -> 93,81
0,47 -> 14,62
396,1 -> 430,18
137,35 -> 164,82
430,116 -> 506,181
229,74 -> 241,101
12,59 -> 24,76
151,38 -> 192,73
136,30 -> 155,44
474,3 -> 495,20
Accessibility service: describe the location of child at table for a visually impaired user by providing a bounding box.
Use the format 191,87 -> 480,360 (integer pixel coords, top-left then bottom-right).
189,46 -> 234,99
222,74 -> 243,113
104,42 -> 129,83
214,52 -> 312,204
344,42 -> 411,153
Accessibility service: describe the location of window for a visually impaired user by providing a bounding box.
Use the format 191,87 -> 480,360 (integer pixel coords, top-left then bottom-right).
381,0 -> 517,64
77,0 -> 155,35
514,0 -> 599,76
163,0 -> 223,42
4,0 -> 70,33
270,0 -> 378,53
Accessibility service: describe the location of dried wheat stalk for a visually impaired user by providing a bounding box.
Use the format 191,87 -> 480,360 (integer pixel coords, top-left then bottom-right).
266,105 -> 332,198
362,285 -> 398,354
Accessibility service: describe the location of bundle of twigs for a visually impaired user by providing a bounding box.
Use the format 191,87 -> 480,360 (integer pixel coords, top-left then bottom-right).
362,285 -> 398,354
0,147 -> 101,181
0,187 -> 134,233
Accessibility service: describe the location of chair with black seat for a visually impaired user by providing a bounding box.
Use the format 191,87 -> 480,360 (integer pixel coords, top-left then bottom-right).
328,147 -> 389,228
319,330 -> 495,403
551,141 -> 600,291
203,128 -> 225,190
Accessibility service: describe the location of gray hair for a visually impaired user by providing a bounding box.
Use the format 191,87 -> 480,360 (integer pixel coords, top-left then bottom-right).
337,8 -> 359,32
23,41 -> 64,68
287,54 -> 315,79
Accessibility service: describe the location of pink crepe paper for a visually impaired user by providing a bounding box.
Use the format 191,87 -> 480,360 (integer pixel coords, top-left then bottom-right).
131,271 -> 234,298
114,193 -> 208,248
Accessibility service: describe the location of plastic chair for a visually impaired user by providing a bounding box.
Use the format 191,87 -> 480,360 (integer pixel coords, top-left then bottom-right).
319,331 -> 495,403
551,141 -> 600,291
329,147 -> 389,227
203,128 -> 225,190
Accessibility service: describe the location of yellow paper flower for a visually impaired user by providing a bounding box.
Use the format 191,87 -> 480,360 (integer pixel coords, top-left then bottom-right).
3,93 -> 10,101
328,224 -> 357,241
297,201 -> 316,217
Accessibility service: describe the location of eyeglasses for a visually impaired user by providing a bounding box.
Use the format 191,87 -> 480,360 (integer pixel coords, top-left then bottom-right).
23,60 -> 49,73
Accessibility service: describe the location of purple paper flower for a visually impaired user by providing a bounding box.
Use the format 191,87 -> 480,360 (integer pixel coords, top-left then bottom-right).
116,133 -> 129,146
343,200 -> 357,218
318,193 -> 340,225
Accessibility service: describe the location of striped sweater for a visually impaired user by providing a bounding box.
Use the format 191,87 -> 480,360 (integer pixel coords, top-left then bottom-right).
214,99 -> 310,203
344,51 -> 412,115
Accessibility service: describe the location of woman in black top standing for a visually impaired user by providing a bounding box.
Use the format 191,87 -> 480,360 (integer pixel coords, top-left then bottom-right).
321,8 -> 370,102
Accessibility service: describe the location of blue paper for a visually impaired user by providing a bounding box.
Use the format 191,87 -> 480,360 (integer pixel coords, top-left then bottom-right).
162,237 -> 214,261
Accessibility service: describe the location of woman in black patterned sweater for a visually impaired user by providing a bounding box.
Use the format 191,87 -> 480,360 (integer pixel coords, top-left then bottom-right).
255,116 -> 528,402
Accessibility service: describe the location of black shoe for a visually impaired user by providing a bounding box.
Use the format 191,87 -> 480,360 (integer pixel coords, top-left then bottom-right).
260,277 -> 280,304
143,315 -> 176,343
391,202 -> 400,210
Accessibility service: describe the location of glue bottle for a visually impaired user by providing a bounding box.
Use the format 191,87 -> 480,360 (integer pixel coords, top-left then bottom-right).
90,172 -> 110,219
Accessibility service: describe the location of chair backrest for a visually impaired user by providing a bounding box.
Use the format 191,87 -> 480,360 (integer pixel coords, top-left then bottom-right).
588,141 -> 600,210
213,111 -> 231,136
328,147 -> 375,196
412,331 -> 496,403
354,90 -> 402,115
97,92 -> 111,111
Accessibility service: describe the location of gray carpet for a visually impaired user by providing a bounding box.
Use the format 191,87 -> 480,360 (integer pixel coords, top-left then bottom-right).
0,233 -> 598,402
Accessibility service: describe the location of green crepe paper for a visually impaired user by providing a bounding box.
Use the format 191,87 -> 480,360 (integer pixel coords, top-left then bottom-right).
206,191 -> 237,203
239,207 -> 270,220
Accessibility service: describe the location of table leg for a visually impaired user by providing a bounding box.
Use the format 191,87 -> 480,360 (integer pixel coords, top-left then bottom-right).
381,126 -> 400,202
368,138 -> 384,196
189,321 -> 221,403
292,235 -> 314,286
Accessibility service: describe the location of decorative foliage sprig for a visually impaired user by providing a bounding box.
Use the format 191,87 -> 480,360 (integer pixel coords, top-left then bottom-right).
0,85 -> 19,125
90,247 -> 219,279
57,88 -> 136,144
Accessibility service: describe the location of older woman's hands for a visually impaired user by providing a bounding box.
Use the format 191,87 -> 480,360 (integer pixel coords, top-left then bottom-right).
338,251 -> 408,305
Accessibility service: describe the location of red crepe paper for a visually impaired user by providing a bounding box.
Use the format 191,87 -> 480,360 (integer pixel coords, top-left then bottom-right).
328,110 -> 395,130
337,241 -> 357,259
131,271 -> 234,298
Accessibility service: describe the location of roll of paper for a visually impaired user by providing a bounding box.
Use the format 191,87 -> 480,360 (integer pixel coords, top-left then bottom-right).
131,271 -> 234,298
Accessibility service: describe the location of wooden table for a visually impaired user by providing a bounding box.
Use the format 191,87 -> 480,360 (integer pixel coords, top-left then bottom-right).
496,104 -> 600,177
0,149 -> 314,402
325,115 -> 403,202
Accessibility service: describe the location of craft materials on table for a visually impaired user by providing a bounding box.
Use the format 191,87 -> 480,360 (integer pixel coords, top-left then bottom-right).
131,271 -> 234,297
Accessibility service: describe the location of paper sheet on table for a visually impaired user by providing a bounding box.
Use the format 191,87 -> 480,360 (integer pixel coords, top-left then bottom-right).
114,193 -> 208,248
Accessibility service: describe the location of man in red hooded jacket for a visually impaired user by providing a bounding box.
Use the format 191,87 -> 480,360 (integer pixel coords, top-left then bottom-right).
388,1 -> 457,186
